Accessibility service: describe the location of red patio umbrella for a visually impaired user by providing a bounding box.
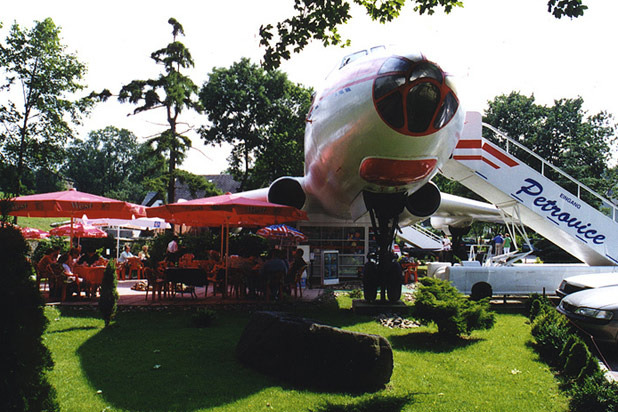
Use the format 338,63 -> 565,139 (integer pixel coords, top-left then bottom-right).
17,226 -> 50,240
8,188 -> 146,245
146,193 -> 307,227
146,193 -> 308,296
50,222 -> 108,238
8,188 -> 146,219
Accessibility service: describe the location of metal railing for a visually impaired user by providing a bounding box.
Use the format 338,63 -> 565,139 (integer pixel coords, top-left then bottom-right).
411,222 -> 443,244
482,123 -> 618,222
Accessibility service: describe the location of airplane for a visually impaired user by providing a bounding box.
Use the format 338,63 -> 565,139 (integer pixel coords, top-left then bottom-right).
240,45 -> 501,301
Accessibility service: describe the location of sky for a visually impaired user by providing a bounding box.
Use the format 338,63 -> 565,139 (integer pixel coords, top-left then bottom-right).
2,0 -> 617,175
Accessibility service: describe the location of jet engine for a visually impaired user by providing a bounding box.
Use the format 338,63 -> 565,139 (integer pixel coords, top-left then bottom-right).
267,177 -> 306,210
405,181 -> 441,217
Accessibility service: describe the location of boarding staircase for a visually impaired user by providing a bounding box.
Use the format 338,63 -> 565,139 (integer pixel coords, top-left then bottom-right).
397,223 -> 443,250
440,112 -> 618,266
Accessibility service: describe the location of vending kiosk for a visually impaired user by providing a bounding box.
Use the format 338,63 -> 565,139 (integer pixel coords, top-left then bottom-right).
321,250 -> 339,286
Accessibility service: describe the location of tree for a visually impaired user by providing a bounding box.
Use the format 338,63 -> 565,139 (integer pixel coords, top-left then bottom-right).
483,92 -> 616,201
259,0 -> 588,70
112,18 -> 201,204
199,58 -> 312,191
0,18 -> 91,196
0,224 -> 59,411
63,126 -> 165,203
99,261 -> 118,327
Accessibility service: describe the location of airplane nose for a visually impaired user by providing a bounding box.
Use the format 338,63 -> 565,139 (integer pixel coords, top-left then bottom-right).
373,57 -> 458,136
359,157 -> 437,186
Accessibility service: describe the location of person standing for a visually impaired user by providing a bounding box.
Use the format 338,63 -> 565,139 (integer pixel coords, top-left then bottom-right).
493,233 -> 504,255
166,235 -> 180,263
503,234 -> 512,254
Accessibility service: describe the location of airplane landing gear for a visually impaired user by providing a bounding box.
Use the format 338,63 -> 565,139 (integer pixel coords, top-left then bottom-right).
362,191 -> 406,303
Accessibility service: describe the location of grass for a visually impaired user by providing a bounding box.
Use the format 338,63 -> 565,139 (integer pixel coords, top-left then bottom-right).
14,216 -> 67,231
43,299 -> 568,412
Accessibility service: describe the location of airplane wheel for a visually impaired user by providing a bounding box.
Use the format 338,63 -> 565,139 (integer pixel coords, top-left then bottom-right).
470,282 -> 492,301
386,264 -> 402,302
363,264 -> 378,302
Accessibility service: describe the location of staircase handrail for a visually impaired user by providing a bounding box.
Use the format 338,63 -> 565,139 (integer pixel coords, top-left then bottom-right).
412,223 -> 443,243
482,122 -> 618,221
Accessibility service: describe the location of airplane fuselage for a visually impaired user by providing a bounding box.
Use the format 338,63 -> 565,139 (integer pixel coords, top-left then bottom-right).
302,47 -> 464,219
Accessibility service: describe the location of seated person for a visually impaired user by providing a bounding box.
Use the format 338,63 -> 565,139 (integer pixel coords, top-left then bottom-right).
37,246 -> 61,278
57,253 -> 86,299
118,244 -> 134,264
138,245 -> 150,261
77,247 -> 101,266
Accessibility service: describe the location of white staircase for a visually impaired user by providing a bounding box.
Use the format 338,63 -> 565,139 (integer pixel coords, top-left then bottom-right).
440,112 -> 618,266
398,224 -> 443,250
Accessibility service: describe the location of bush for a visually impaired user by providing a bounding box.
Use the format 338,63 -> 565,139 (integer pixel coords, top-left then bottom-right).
526,293 -> 552,321
0,225 -> 59,411
569,374 -> 618,412
562,339 -> 599,382
99,261 -> 119,327
191,308 -> 217,327
411,277 -> 495,339
530,309 -> 571,365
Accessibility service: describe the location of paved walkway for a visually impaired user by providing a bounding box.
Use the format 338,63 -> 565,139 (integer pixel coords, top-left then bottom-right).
48,280 -> 323,307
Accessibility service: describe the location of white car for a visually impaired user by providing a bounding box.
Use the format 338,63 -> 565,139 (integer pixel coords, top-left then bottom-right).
556,273 -> 618,298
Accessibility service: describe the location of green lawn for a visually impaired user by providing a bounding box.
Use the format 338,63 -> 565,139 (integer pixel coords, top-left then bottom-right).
15,216 -> 67,231
43,300 -> 568,412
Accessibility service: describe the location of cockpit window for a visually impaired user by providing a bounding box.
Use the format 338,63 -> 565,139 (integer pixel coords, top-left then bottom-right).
373,57 -> 458,136
374,75 -> 406,100
407,83 -> 440,133
378,57 -> 412,74
340,50 -> 368,69
409,62 -> 443,83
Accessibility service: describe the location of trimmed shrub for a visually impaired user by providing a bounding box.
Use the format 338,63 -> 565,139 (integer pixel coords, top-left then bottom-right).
530,309 -> 570,365
99,261 -> 119,327
563,339 -> 599,381
411,277 -> 495,339
527,293 -> 552,322
0,225 -> 59,411
569,374 -> 618,412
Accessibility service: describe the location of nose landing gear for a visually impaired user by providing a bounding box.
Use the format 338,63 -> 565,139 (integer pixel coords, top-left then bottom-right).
363,191 -> 405,303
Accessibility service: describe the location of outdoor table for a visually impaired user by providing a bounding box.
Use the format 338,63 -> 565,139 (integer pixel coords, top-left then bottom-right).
73,265 -> 106,298
165,267 -> 208,298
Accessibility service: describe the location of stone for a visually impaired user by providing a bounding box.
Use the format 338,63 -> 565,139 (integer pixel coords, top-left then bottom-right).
236,311 -> 393,392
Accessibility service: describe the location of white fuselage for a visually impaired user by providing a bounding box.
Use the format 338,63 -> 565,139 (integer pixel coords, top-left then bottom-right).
302,48 -> 464,219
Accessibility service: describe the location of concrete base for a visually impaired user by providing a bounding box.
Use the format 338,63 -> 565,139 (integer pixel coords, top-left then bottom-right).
352,299 -> 411,315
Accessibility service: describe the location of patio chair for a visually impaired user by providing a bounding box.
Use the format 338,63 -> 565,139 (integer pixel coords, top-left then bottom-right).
125,257 -> 144,280
144,267 -> 167,301
34,263 -> 50,293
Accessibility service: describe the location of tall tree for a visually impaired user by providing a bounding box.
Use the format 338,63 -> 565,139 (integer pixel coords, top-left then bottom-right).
259,0 -> 588,70
63,126 -> 163,202
484,92 -> 616,202
0,18 -> 90,195
112,18 -> 201,204
199,58 -> 312,191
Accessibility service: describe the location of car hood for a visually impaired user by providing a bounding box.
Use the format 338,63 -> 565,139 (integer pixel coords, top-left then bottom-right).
565,273 -> 618,288
563,286 -> 618,310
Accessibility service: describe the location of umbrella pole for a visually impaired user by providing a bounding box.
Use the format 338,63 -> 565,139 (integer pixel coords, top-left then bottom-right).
70,215 -> 74,249
224,220 -> 229,298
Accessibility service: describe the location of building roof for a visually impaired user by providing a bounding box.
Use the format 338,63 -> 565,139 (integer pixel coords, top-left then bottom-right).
141,174 -> 241,206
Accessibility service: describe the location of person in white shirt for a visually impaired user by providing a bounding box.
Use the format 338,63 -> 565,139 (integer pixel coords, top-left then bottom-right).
166,235 -> 180,263
118,244 -> 134,264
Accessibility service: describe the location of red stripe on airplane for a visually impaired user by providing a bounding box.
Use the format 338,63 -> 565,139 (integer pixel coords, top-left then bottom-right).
456,140 -> 482,149
453,154 -> 499,169
453,155 -> 482,161
481,157 -> 500,169
482,143 -> 518,167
